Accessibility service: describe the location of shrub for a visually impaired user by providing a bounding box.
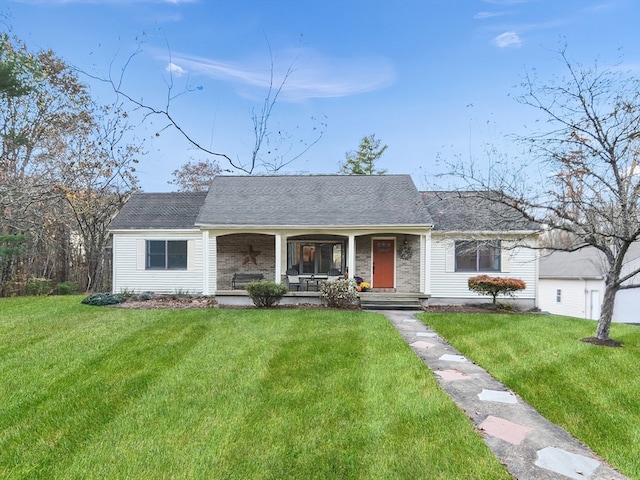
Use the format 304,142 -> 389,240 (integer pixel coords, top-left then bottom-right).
27,277 -> 53,296
137,291 -> 156,301
56,281 -> 79,295
468,275 -> 526,304
320,278 -> 359,309
246,281 -> 288,308
81,292 -> 127,306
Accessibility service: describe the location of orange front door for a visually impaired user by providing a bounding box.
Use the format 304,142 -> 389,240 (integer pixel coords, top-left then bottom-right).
373,239 -> 395,288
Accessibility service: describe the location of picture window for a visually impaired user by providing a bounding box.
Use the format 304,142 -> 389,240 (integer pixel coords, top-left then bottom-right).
146,240 -> 187,270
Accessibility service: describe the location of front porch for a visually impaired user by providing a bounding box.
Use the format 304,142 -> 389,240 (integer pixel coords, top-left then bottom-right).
215,289 -> 429,309
210,232 -> 430,296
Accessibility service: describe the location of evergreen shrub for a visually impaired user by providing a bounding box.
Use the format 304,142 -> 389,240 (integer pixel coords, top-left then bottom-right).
81,292 -> 127,306
246,281 -> 288,308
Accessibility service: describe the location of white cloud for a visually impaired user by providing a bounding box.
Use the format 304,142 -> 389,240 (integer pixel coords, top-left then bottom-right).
166,62 -> 187,77
159,49 -> 395,101
492,31 -> 522,48
474,11 -> 509,19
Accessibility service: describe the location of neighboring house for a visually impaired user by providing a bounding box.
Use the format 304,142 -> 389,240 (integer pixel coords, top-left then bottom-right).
109,175 -> 539,307
538,244 -> 640,323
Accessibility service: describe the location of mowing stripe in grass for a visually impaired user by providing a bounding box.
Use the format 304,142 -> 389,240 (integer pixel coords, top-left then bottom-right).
212,314 -> 370,479
1,316 -> 211,478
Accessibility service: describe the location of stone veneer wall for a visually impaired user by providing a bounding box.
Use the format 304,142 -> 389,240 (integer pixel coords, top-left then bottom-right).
354,237 -> 372,283
216,234 -> 275,289
395,235 -> 420,292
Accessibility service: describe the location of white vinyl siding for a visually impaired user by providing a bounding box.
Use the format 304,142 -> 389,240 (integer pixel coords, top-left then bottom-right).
113,231 -> 203,294
431,236 -> 537,301
538,278 -> 603,319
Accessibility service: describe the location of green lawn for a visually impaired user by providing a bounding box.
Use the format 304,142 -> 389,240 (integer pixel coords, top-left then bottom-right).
419,312 -> 640,479
0,296 -> 510,480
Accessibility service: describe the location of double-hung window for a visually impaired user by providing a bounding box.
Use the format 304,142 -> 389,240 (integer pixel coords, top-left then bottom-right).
455,240 -> 501,272
146,240 -> 187,269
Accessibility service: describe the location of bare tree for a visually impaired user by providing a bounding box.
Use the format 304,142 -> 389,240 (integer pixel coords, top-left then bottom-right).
0,34 -> 141,294
168,158 -> 222,192
441,49 -> 639,343
92,41 -> 325,175
55,102 -> 141,291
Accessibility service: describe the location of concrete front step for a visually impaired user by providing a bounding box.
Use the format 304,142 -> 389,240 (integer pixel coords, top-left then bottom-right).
360,293 -> 426,310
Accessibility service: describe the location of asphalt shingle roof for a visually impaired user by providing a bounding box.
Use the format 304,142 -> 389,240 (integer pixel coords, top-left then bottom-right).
108,177 -> 541,232
420,191 -> 539,231
108,192 -> 208,230
196,175 -> 432,227
538,248 -> 605,278
539,242 -> 640,279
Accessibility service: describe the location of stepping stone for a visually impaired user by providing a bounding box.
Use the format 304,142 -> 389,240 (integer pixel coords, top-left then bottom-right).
439,354 -> 467,362
478,389 -> 518,404
416,332 -> 437,338
402,319 -> 417,323
535,447 -> 601,480
479,415 -> 532,445
395,324 -> 412,330
435,369 -> 469,381
410,340 -> 436,349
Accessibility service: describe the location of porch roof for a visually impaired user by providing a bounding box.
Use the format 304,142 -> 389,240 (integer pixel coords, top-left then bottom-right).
196,175 -> 432,228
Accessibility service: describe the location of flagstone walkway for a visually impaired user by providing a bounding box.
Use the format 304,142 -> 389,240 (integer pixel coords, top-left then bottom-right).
382,310 -> 629,480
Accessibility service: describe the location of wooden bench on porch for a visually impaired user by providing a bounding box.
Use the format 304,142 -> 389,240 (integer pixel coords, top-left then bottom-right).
231,273 -> 264,290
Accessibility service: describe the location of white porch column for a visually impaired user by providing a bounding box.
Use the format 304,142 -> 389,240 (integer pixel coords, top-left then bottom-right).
202,230 -> 210,295
275,233 -> 282,283
210,234 -> 217,293
348,235 -> 356,278
422,232 -> 431,295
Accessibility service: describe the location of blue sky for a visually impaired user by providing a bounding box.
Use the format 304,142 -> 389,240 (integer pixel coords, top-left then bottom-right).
4,0 -> 640,191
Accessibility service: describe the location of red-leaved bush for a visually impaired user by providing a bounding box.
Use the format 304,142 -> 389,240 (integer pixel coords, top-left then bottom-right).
468,275 -> 526,304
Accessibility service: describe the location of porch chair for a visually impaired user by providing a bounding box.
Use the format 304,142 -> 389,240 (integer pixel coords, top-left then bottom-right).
286,268 -> 301,291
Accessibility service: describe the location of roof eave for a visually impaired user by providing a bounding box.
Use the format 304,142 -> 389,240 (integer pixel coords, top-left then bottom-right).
194,223 -> 434,230
109,228 -> 201,234
431,230 -> 539,235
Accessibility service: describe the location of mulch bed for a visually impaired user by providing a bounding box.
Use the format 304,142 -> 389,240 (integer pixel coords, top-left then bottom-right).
421,305 -> 503,314
116,295 -> 510,314
115,296 -> 218,309
580,337 -> 624,347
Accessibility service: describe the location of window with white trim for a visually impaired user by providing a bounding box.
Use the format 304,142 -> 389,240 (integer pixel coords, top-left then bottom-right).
556,289 -> 562,303
455,240 -> 501,272
146,240 -> 187,269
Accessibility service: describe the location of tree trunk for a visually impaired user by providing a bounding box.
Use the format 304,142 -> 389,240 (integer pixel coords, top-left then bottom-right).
595,281 -> 618,340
